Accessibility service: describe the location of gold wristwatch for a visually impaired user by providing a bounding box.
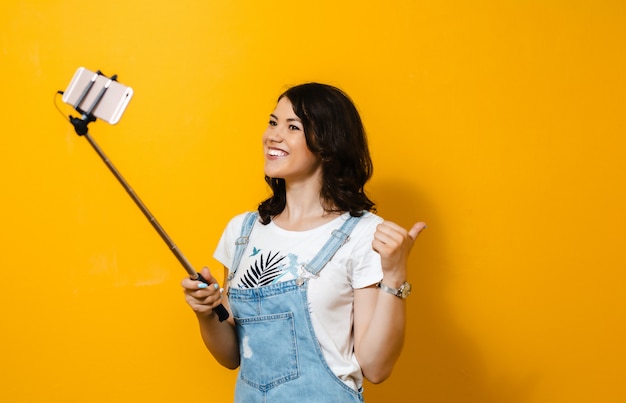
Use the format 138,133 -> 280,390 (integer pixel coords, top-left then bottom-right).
377,281 -> 412,299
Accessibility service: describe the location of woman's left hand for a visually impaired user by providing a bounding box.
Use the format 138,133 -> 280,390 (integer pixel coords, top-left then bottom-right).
372,220 -> 427,281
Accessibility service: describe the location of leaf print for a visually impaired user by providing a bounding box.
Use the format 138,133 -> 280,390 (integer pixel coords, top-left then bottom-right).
238,251 -> 286,288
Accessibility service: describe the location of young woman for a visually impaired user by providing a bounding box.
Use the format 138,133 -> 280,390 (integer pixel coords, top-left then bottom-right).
182,83 -> 426,402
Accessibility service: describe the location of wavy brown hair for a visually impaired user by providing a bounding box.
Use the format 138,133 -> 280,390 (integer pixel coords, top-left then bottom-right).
258,83 -> 375,224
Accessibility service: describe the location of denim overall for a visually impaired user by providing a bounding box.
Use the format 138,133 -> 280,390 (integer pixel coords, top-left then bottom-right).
227,212 -> 364,402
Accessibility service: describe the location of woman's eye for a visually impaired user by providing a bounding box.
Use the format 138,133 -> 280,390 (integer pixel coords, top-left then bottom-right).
269,120 -> 277,126
289,125 -> 301,131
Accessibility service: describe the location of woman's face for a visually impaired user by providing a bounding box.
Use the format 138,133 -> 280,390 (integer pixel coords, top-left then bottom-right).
262,97 -> 322,185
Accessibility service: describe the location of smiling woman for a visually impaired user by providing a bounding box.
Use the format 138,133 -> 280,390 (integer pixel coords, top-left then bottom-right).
260,83 -> 376,228
181,82 -> 427,401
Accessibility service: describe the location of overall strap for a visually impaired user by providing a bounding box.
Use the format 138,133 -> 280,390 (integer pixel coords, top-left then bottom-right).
228,212 -> 258,280
303,214 -> 363,276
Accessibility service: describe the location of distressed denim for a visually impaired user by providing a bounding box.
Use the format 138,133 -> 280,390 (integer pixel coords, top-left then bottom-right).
227,213 -> 364,402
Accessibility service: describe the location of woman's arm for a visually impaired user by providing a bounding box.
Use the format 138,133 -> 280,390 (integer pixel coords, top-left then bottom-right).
182,266 -> 240,369
353,220 -> 426,383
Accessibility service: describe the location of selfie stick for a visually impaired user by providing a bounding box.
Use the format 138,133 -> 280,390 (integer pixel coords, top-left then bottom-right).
67,71 -> 230,322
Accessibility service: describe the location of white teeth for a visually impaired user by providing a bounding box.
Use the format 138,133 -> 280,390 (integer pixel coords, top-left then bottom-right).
269,149 -> 288,157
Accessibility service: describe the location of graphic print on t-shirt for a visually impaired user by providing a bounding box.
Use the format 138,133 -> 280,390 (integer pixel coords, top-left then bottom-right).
236,247 -> 302,288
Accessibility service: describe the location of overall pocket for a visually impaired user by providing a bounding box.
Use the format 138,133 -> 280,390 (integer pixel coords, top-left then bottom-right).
235,312 -> 299,391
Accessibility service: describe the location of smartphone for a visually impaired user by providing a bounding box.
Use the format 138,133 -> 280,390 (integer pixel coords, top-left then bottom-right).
62,67 -> 134,125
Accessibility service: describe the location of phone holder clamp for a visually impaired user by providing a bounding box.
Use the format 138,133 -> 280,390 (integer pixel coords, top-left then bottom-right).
69,70 -> 118,136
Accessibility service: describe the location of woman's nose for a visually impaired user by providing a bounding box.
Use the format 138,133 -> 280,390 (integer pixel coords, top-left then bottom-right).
263,127 -> 283,143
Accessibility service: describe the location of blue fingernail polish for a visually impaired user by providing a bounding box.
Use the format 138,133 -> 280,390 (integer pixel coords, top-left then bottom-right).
213,283 -> 220,290
198,283 -> 208,289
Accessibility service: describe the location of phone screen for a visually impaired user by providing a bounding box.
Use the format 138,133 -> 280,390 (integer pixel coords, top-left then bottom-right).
62,67 -> 133,124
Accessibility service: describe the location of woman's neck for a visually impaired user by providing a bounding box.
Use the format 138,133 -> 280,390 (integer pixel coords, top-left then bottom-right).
272,181 -> 340,231
272,207 -> 341,231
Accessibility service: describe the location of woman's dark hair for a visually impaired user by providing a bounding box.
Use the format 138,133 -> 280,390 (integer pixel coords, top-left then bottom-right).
258,83 -> 375,224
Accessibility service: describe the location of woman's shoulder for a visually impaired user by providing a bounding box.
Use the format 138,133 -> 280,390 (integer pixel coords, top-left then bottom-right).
334,211 -> 383,245
352,210 -> 384,230
222,211 -> 260,234
228,210 -> 259,221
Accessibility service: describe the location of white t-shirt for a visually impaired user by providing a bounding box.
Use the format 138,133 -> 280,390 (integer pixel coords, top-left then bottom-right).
213,211 -> 384,391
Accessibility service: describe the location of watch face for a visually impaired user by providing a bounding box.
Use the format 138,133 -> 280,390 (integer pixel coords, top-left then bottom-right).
400,282 -> 412,298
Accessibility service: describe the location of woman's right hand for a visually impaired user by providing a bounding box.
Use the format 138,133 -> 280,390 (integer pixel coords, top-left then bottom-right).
181,267 -> 224,317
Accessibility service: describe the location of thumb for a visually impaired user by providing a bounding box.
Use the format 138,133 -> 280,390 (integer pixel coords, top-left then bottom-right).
199,266 -> 214,282
408,222 -> 428,241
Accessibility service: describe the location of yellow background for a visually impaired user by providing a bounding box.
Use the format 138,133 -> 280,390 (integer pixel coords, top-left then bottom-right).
1,1 -> 625,402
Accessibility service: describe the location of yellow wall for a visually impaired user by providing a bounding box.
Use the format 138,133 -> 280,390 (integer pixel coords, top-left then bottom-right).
1,1 -> 624,402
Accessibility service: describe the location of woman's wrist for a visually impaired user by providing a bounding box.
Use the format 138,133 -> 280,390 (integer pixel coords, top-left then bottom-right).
196,309 -> 218,321
380,273 -> 407,288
